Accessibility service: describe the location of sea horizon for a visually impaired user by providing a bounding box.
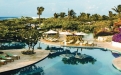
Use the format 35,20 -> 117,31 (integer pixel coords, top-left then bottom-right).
0,16 -> 19,20
0,16 -> 39,20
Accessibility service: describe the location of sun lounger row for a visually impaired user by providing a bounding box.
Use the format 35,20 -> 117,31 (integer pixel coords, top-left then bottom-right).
0,52 -> 20,66
81,41 -> 96,46
65,39 -> 96,46
66,40 -> 74,44
45,37 -> 58,42
6,52 -> 20,60
0,59 -> 7,65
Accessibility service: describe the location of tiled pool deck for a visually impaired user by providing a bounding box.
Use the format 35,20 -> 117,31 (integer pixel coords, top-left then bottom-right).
0,49 -> 50,73
0,39 -> 121,73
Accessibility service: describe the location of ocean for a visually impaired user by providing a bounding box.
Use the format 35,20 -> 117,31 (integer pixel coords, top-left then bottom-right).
0,17 -> 38,20
0,17 -> 19,20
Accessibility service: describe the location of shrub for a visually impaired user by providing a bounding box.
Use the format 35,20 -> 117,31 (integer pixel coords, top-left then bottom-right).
112,28 -> 121,42
95,31 -> 114,37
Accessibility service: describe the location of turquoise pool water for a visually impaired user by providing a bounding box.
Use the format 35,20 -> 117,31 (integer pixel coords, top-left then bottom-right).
1,43 -> 121,75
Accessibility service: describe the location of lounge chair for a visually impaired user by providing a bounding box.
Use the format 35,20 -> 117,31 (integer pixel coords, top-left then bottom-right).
6,52 -> 20,60
75,40 -> 80,45
0,59 -> 7,65
82,41 -> 88,46
88,41 -> 94,46
67,40 -> 74,44
51,38 -> 58,42
0,55 -> 14,62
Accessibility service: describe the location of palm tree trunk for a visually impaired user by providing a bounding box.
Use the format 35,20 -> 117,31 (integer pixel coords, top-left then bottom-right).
28,45 -> 30,50
32,46 -> 35,53
80,48 -> 82,55
39,43 -> 40,47
39,15 -> 40,25
119,12 -> 121,19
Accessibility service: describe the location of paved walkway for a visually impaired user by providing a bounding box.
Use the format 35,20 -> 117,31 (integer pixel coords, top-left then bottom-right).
0,49 -> 50,73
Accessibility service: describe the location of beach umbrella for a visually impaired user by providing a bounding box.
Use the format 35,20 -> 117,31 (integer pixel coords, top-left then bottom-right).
45,30 -> 57,34
82,38 -> 94,41
59,32 -> 72,35
74,32 -> 88,36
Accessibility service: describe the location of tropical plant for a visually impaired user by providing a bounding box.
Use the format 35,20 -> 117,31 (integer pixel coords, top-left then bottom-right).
21,29 -> 40,53
112,5 -> 121,18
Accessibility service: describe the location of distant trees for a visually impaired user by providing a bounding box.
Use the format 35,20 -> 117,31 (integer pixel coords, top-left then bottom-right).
60,12 -> 66,18
78,12 -> 88,21
78,13 -> 109,21
102,15 -> 109,20
91,14 -> 101,21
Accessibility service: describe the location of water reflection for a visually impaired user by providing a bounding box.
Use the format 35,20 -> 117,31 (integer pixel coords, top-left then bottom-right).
62,55 -> 96,65
0,42 -> 25,50
111,51 -> 121,58
0,64 -> 44,75
47,46 -> 97,65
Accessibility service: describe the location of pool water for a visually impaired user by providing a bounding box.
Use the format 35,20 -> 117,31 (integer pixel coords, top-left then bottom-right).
1,43 -> 121,75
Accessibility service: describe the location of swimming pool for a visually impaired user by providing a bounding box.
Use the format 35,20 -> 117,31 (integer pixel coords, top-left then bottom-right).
1,43 -> 121,75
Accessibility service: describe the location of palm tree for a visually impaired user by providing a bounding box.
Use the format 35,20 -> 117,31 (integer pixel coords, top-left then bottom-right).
54,13 -> 59,18
87,13 -> 90,21
68,9 -> 76,19
37,6 -> 44,25
109,11 -> 113,20
112,5 -> 121,19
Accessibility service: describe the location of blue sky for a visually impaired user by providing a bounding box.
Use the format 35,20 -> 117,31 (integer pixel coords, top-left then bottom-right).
0,0 -> 121,18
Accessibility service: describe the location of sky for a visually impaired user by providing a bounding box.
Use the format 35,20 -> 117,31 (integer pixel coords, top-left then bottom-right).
0,0 -> 121,18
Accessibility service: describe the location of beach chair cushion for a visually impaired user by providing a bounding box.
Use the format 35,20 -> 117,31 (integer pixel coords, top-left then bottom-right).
6,53 -> 20,60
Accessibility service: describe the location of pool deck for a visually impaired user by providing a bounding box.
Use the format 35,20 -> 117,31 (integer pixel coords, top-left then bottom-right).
40,39 -> 121,71
0,49 -> 50,73
0,39 -> 121,73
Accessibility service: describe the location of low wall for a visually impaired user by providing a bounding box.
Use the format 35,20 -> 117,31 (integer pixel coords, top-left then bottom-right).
112,41 -> 121,48
97,36 -> 112,42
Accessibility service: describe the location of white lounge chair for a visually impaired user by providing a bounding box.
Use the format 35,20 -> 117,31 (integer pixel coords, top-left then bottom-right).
52,38 -> 58,42
82,41 -> 88,46
75,40 -> 80,45
0,59 -> 7,65
66,40 -> 74,44
88,41 -> 94,46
